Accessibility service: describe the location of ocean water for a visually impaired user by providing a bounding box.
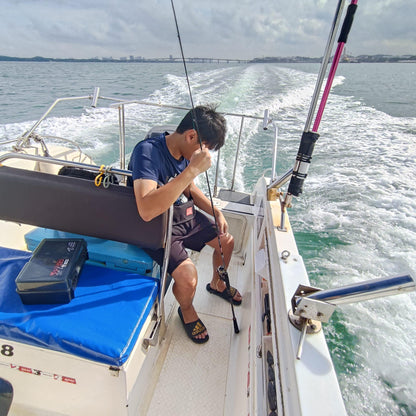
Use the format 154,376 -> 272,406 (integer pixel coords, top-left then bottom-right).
1,61 -> 416,415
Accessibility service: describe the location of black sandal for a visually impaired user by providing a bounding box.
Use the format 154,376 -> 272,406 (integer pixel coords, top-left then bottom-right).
206,283 -> 242,306
178,307 -> 209,344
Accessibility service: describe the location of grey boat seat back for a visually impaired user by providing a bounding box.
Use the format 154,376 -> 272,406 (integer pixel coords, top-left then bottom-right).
0,165 -> 167,250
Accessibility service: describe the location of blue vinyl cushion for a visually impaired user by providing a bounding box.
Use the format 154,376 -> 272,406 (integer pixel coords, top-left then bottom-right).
0,247 -> 159,366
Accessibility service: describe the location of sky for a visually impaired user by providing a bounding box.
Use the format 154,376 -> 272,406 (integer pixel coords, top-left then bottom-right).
1,0 -> 415,60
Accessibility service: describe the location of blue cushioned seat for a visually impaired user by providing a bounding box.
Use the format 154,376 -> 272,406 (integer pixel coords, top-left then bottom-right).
0,247 -> 158,366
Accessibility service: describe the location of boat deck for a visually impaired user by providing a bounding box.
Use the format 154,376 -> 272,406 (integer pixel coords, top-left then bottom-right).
146,246 -> 251,416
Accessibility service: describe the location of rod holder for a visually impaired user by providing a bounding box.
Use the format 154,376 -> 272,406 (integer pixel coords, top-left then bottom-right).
289,274 -> 415,359
262,109 -> 270,130
310,274 -> 414,306
91,87 -> 100,108
292,274 -> 415,322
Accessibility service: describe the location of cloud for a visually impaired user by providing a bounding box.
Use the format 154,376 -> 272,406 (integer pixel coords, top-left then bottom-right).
1,0 -> 415,59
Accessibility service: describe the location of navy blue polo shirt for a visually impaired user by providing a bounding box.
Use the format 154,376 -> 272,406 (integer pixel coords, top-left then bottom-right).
128,133 -> 188,187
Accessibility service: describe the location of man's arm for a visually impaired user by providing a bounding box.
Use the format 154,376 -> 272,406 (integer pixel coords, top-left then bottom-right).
133,146 -> 211,222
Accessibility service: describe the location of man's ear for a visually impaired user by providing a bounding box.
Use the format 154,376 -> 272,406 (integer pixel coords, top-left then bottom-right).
184,129 -> 198,144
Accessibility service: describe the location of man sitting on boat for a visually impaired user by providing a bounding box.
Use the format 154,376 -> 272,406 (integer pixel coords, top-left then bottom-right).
128,105 -> 242,343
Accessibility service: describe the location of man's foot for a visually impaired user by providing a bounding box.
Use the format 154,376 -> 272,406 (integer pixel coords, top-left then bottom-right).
206,280 -> 242,305
178,307 -> 209,344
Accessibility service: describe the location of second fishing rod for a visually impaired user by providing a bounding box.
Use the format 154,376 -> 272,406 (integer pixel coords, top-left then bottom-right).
170,0 -> 240,334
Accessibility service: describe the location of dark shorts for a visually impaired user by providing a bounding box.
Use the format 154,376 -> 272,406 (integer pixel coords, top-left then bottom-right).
144,211 -> 218,274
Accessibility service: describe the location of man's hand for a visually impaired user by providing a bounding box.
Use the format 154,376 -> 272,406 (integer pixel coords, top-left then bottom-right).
188,146 -> 212,176
216,211 -> 229,235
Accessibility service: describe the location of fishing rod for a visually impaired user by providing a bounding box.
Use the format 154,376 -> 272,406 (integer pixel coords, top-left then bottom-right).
313,0 -> 358,132
170,0 -> 239,334
280,0 -> 358,228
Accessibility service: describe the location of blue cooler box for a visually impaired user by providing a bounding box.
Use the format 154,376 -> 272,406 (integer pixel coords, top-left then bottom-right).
25,228 -> 154,275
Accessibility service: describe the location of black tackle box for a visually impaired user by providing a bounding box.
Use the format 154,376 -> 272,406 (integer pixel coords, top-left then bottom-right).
15,238 -> 88,304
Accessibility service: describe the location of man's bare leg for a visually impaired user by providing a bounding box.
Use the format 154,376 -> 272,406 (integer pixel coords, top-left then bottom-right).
171,258 -> 208,341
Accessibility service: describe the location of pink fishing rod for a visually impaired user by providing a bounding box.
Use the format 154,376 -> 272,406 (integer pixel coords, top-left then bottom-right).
284,0 -> 358,204
313,0 -> 358,132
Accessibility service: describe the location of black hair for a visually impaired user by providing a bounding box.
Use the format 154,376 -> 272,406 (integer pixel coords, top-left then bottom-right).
176,105 -> 226,151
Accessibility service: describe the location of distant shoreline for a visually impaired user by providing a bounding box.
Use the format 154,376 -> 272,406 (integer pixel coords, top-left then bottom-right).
1,54 -> 415,64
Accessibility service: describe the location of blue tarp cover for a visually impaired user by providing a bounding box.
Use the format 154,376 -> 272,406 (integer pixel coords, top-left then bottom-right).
0,246 -> 159,366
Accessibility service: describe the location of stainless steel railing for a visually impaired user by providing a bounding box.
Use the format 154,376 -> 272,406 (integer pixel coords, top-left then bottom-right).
107,96 -> 277,193
2,87 -> 281,194
0,152 -> 132,178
